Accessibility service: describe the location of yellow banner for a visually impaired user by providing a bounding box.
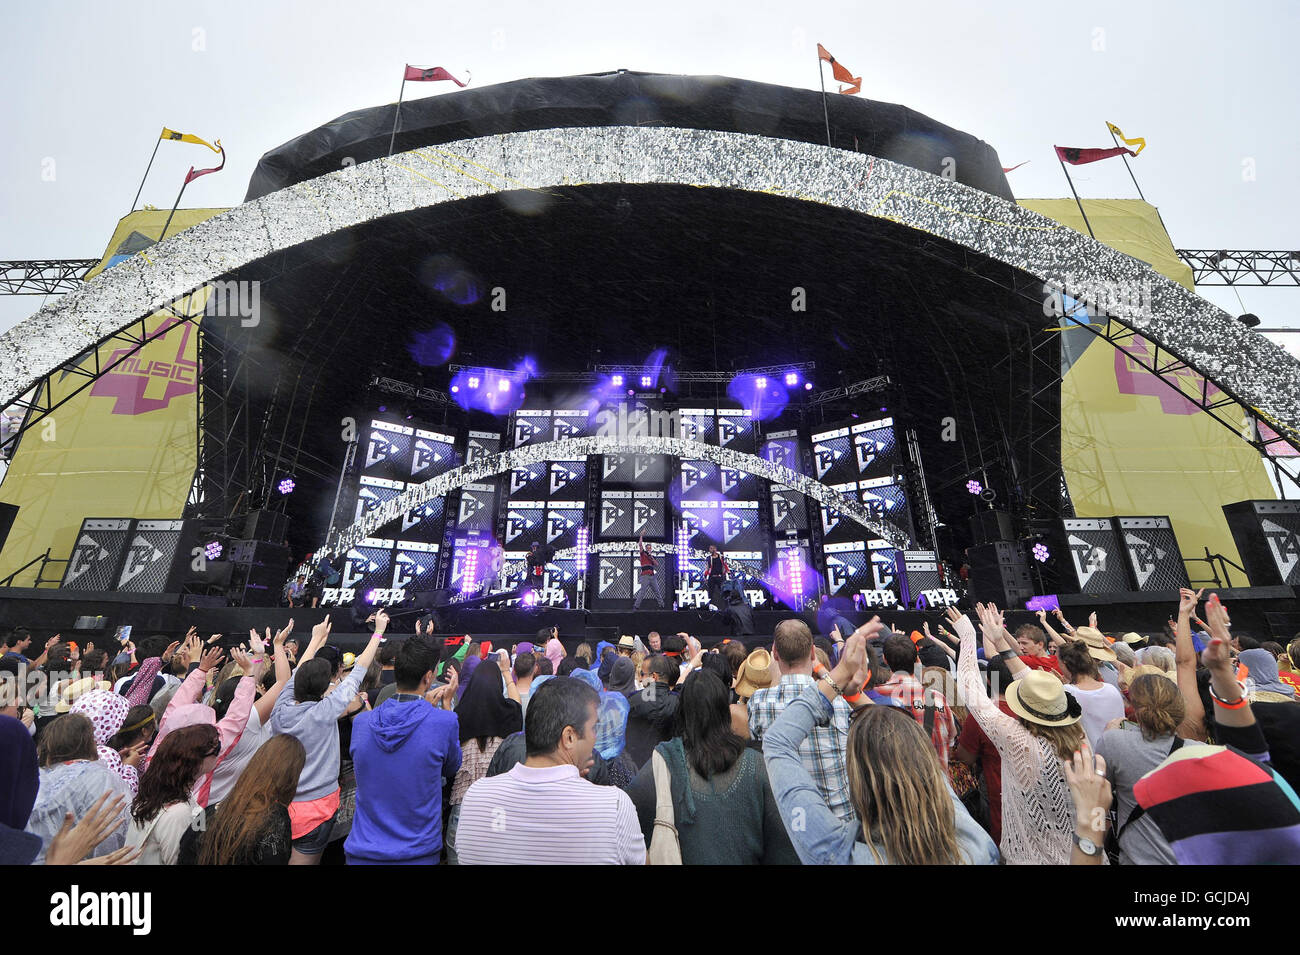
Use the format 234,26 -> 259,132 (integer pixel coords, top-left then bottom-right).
160,127 -> 221,154
1021,199 -> 1274,584
0,208 -> 227,586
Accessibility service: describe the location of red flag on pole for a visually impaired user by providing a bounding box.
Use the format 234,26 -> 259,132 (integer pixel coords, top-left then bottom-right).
1054,145 -> 1136,166
403,65 -> 468,86
816,44 -> 862,95
1002,161 -> 1030,173
184,142 -> 225,184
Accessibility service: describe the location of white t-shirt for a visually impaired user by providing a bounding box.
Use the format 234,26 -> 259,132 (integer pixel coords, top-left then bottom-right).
1065,683 -> 1126,746
207,707 -> 272,805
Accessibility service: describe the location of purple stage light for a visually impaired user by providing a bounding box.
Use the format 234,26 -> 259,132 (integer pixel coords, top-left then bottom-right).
378,405 -> 387,413
450,384 -> 459,393
640,375 -> 653,388
784,371 -> 799,387
278,477 -> 296,495
627,389 -> 635,396
756,376 -> 767,389
498,379 -> 510,392
611,374 -> 624,387
365,589 -> 378,604
467,376 -> 480,389
1032,542 -> 1050,563
804,382 -> 813,390
521,589 -> 538,607
966,480 -> 982,495
203,540 -> 223,561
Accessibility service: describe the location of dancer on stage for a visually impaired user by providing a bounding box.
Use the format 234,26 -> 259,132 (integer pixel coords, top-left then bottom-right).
525,540 -> 553,595
704,544 -> 729,610
633,533 -> 665,609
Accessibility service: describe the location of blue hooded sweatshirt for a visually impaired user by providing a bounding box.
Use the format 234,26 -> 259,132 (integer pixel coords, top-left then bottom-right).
344,697 -> 461,863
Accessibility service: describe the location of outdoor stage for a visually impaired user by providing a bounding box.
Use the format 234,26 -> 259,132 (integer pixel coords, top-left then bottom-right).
3,72 -> 1299,637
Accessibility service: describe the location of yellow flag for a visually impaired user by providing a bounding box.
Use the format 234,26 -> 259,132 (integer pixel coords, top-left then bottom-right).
1106,122 -> 1145,155
159,127 -> 221,154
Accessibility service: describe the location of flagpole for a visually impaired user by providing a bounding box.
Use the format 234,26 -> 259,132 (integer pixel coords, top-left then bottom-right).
158,176 -> 191,243
817,57 -> 831,147
388,75 -> 408,158
129,135 -> 163,213
1108,127 -> 1146,201
1057,153 -> 1096,239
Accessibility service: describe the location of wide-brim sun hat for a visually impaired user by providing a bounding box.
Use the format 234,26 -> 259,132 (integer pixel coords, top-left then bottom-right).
1075,626 -> 1118,663
734,648 -> 774,699
1004,669 -> 1082,727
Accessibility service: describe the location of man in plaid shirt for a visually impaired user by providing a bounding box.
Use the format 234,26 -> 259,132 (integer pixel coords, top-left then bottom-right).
749,619 -> 855,825
879,633 -> 956,765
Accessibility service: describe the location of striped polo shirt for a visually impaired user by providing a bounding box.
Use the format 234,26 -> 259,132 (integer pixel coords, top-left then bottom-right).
454,762 -> 646,865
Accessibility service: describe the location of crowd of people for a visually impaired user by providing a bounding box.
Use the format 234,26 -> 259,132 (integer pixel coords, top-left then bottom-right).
2,586 -> 1299,865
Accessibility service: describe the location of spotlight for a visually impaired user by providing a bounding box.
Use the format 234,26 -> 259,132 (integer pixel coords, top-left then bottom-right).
966,479 -> 982,495
804,382 -> 813,391
498,379 -> 510,391
378,405 -> 387,413
784,371 -> 799,387
468,376 -> 480,389
364,589 -> 378,604
756,377 -> 767,389
203,540 -> 223,561
451,385 -> 460,393
1032,542 -> 1050,563
640,375 -> 653,388
611,374 -> 624,387
627,389 -> 635,396
278,477 -> 296,495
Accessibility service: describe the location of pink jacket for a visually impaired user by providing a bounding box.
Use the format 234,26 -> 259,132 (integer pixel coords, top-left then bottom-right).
145,667 -> 256,806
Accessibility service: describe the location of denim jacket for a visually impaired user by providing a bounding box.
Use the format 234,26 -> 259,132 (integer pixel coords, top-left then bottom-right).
761,683 -> 1000,865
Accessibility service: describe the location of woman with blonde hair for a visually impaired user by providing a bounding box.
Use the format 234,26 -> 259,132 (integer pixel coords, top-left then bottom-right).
950,605 -> 1089,865
763,623 -> 997,865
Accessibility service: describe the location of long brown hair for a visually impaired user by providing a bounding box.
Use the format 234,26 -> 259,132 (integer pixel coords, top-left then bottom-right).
37,713 -> 97,766
132,724 -> 218,825
1128,674 -> 1184,742
846,706 -> 963,864
197,735 -> 305,865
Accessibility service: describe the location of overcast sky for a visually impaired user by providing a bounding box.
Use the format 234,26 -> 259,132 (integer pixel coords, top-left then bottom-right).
2,0 -> 1297,348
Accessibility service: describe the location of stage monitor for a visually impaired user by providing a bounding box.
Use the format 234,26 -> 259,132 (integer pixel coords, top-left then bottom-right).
410,428 -> 457,482
851,417 -> 902,479
363,420 -> 414,481
810,425 -> 858,485
61,519 -> 133,591
758,428 -> 803,474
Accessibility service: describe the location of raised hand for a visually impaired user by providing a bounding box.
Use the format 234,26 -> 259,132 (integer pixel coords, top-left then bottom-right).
44,791 -> 128,866
1178,587 -> 1203,617
121,739 -> 148,768
80,845 -> 142,866
1088,611 -> 1099,630
198,646 -> 224,673
372,608 -> 390,635
496,649 -> 511,673
311,615 -> 332,647
1204,594 -> 1233,646
161,640 -> 181,664
1063,744 -> 1111,840
273,620 -> 293,649
230,646 -> 255,676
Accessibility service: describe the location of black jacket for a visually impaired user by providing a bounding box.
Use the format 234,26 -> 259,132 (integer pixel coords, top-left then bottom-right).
624,682 -> 681,769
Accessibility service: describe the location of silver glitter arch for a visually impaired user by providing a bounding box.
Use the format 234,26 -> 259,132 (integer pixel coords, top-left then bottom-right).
327,435 -> 913,558
3,125 -> 1298,442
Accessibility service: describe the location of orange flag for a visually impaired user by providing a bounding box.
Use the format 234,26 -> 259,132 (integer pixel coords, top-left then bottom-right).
817,43 -> 862,95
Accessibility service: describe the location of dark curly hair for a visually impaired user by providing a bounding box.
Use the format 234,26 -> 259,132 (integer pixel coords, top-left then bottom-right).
131,723 -> 219,825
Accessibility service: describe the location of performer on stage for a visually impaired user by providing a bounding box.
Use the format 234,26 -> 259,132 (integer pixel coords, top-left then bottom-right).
704,544 -> 729,610
525,540 -> 553,594
488,542 -> 505,593
633,533 -> 665,609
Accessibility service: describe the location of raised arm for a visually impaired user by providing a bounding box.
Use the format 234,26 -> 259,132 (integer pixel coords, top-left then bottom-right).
1173,588 -> 1207,741
922,621 -> 957,661
254,621 -> 294,724
949,607 -> 1036,759
976,603 -> 1028,678
1036,609 -> 1066,648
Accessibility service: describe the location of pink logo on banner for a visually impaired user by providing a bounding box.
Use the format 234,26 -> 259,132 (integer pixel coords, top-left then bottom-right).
1113,335 -> 1215,415
89,318 -> 199,415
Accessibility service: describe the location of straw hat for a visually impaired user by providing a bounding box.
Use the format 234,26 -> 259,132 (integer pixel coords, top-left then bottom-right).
1120,632 -> 1146,645
1074,626 -> 1118,663
1120,664 -> 1176,690
55,676 -> 112,713
1004,669 -> 1082,727
734,648 -> 774,699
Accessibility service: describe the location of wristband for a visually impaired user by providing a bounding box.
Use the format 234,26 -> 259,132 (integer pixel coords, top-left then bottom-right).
821,674 -> 843,696
997,649 -> 1019,661
249,657 -> 265,664
1209,683 -> 1248,709
843,689 -> 864,704
373,632 -> 387,642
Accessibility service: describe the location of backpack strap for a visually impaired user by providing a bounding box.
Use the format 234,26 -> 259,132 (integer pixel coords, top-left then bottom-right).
1115,736 -> 1184,845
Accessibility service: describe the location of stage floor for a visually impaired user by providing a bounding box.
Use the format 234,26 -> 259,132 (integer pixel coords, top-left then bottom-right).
2,585 -> 1297,651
